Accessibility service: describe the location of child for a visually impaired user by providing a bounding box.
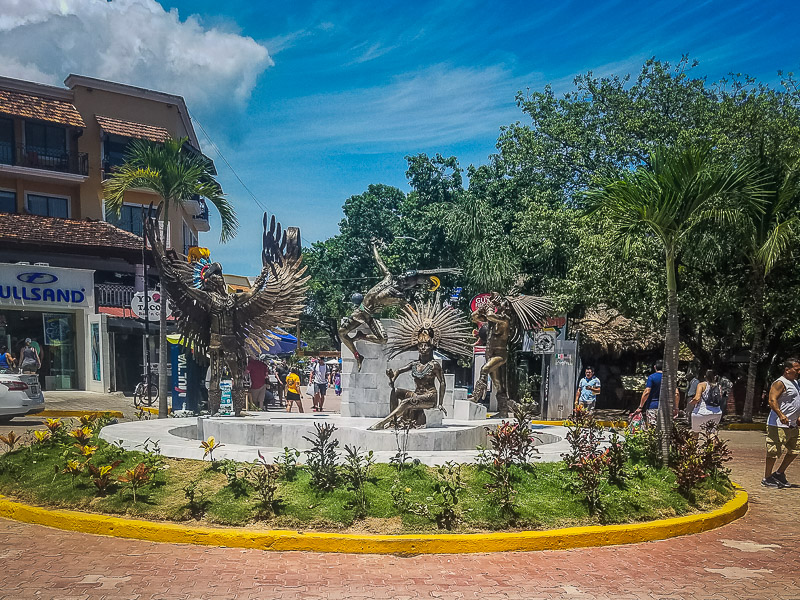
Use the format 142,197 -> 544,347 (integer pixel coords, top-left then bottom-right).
285,368 -> 303,413
334,369 -> 341,396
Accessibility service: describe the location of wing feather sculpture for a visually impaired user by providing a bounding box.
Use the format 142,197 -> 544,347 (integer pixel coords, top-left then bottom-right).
145,206 -> 309,416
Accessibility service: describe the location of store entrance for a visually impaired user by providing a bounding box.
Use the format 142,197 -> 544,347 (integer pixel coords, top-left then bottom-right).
0,310 -> 77,390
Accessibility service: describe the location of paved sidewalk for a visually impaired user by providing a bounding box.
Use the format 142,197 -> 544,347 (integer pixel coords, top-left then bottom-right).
1,430 -> 798,599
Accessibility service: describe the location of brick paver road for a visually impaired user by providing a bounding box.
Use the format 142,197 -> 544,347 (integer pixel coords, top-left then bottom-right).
1,430 -> 798,600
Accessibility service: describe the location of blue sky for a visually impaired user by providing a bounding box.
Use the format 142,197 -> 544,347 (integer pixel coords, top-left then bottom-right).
2,0 -> 798,275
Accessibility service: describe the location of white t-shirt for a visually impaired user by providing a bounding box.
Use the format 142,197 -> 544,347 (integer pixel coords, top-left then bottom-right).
692,382 -> 723,416
767,376 -> 800,428
312,362 -> 327,384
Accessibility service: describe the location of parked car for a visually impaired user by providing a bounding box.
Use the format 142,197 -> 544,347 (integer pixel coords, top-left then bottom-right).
0,373 -> 45,422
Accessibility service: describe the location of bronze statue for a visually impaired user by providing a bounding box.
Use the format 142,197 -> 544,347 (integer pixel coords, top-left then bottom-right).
339,240 -> 461,371
471,293 -> 550,417
368,299 -> 472,430
145,209 -> 309,416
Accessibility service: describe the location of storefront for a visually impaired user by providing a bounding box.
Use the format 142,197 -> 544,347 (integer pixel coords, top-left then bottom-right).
0,262 -> 107,391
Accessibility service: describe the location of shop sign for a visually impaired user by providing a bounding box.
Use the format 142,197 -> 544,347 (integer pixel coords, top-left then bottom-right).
130,291 -> 173,320
469,293 -> 492,313
0,264 -> 94,309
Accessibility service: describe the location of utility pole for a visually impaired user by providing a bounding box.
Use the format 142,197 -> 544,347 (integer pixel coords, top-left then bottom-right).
141,207 -> 152,406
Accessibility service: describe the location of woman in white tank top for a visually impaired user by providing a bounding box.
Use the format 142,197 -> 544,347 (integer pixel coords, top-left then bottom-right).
689,369 -> 723,433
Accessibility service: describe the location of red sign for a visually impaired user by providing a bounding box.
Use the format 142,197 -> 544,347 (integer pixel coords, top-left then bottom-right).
469,293 -> 492,312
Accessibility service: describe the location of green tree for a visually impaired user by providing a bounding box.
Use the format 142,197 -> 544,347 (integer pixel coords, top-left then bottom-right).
104,137 -> 237,418
586,143 -> 764,460
741,159 -> 800,421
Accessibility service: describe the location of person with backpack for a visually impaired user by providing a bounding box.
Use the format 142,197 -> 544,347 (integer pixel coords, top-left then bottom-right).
688,369 -> 724,433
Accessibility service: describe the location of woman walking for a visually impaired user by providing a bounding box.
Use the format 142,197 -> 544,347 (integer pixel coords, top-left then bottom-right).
18,339 -> 41,374
285,368 -> 304,413
689,369 -> 724,433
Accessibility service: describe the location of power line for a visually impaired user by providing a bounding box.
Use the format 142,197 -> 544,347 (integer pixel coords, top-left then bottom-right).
190,111 -> 315,248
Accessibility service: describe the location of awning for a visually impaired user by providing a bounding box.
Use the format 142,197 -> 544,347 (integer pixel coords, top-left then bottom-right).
246,331 -> 306,356
96,115 -> 170,142
0,89 -> 85,127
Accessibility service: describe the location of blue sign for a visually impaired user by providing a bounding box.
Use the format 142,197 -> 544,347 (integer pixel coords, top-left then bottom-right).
17,272 -> 59,284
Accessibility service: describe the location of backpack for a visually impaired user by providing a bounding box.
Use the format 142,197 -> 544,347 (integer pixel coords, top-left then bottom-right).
706,384 -> 723,407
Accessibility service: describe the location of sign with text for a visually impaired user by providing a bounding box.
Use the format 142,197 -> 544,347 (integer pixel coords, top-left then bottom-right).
469,293 -> 492,313
0,264 -> 94,309
130,291 -> 173,320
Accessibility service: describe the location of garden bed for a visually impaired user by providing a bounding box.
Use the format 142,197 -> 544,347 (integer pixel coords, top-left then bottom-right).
0,416 -> 735,534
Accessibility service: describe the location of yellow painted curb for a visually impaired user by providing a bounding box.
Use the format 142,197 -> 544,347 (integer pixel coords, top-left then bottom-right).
722,423 -> 766,431
39,410 -> 124,419
140,407 -> 171,415
0,486 -> 747,555
529,419 -> 628,428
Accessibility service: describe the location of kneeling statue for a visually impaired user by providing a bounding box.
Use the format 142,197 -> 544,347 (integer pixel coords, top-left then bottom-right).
368,299 -> 471,430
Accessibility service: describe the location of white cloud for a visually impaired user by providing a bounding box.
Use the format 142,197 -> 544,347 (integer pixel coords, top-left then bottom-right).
0,0 -> 272,109
260,63 -> 540,151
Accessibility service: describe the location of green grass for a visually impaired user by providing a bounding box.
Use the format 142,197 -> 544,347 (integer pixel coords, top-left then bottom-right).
0,434 -> 734,533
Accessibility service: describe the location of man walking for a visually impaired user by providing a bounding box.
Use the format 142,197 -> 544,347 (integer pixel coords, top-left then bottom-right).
635,360 -> 679,426
245,354 -> 269,411
762,358 -> 800,488
574,366 -> 601,411
275,360 -> 289,407
311,358 -> 328,412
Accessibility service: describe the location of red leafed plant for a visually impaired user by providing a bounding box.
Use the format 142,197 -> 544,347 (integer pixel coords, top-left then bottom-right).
118,463 -> 151,503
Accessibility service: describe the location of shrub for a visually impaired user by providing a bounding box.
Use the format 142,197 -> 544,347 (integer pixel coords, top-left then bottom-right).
699,423 -> 732,480
624,425 -> 662,467
247,451 -> 281,516
219,458 -> 250,497
563,406 -> 608,514
303,423 -> 339,491
275,447 -> 301,481
670,424 -> 707,495
606,429 -> 627,485
390,417 -> 416,470
68,427 -> 92,446
391,462 -> 465,530
87,461 -> 121,495
341,445 -> 374,518
118,463 -> 151,503
183,479 -> 210,520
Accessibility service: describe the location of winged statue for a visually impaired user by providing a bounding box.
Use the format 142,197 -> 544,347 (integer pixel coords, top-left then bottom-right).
339,239 -> 462,371
145,207 -> 309,416
471,292 -> 551,417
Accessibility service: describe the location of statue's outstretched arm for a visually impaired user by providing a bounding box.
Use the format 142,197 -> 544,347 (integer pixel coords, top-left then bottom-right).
371,241 -> 391,277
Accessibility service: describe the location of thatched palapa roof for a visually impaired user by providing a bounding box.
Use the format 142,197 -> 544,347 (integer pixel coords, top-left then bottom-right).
572,305 -> 662,358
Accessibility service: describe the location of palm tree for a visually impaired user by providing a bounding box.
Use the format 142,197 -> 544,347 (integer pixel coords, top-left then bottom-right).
741,158 -> 800,422
586,144 -> 764,461
104,137 -> 237,418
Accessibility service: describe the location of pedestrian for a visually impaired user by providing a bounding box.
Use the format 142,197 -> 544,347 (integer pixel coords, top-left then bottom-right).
688,369 -> 724,433
285,367 -> 303,413
634,360 -> 680,427
574,365 -> 601,411
334,368 -> 342,396
0,345 -> 16,373
275,360 -> 288,406
762,358 -> 800,488
18,338 -> 41,374
245,354 -> 269,411
311,358 -> 328,411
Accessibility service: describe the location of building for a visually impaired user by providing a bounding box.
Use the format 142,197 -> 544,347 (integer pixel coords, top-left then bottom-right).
0,74 -> 214,393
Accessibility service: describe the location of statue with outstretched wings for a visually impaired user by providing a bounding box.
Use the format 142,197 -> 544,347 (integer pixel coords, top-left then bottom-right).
145,207 -> 309,416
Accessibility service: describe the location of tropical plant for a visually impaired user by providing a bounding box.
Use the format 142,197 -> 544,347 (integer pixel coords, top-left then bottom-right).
68,427 -> 92,446
247,451 -> 280,516
87,461 -> 121,495
0,431 -> 21,451
586,143 -> 765,460
118,463 -> 152,503
740,158 -> 800,421
104,137 -> 237,418
302,422 -> 339,491
275,447 -> 301,481
61,460 -> 84,486
33,430 -> 50,444
200,436 -> 224,463
340,445 -> 374,518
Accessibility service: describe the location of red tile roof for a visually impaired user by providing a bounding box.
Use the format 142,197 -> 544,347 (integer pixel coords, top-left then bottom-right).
0,89 -> 85,127
0,213 -> 142,252
96,115 -> 170,143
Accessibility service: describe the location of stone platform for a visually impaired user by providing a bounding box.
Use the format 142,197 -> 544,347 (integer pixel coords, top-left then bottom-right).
99,412 -> 566,466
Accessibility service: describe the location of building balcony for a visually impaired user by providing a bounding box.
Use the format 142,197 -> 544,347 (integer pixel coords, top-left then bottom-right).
96,283 -> 137,308
0,143 -> 88,180
193,200 -> 210,232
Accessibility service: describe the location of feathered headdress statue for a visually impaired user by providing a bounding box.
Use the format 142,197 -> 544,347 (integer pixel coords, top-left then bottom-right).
386,299 -> 473,359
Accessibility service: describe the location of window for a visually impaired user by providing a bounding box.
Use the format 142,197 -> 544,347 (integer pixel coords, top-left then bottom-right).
27,194 -> 69,218
106,204 -> 144,237
103,135 -> 133,173
183,221 -> 198,255
0,118 -> 13,165
0,190 -> 15,213
25,122 -> 66,155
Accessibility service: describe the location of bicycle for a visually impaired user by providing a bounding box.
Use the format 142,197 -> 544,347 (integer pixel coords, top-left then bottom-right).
133,367 -> 159,408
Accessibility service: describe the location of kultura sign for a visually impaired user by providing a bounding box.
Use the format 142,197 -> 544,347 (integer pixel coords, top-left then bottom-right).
0,264 -> 94,309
